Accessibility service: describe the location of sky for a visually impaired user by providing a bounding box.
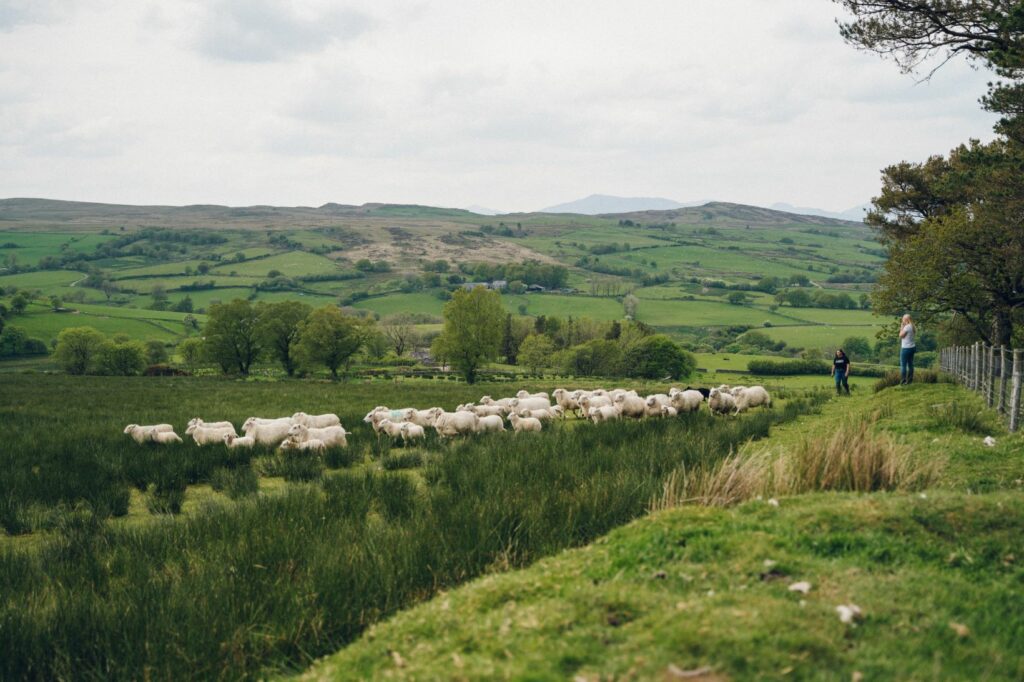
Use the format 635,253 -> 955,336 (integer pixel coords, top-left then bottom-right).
0,0 -> 1000,213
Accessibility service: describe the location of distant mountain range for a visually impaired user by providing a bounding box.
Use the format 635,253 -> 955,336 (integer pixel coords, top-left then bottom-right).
539,194 -> 868,223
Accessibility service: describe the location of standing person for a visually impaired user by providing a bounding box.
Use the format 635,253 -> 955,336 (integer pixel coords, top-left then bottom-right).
899,314 -> 916,385
832,348 -> 851,395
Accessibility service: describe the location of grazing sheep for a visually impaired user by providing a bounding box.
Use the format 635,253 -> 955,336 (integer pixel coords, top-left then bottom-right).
223,434 -> 256,449
123,423 -> 174,444
588,405 -> 620,424
644,394 -> 672,417
470,403 -> 507,417
708,388 -> 737,415
517,408 -> 556,422
404,408 -> 440,426
479,396 -> 515,409
670,390 -> 705,413
728,386 -> 748,397
375,419 -> 407,440
550,405 -> 565,419
280,437 -> 326,452
187,418 -> 233,431
291,412 -> 341,428
287,423 -> 348,448
608,389 -> 638,402
508,412 -> 542,433
432,411 -> 479,438
242,416 -> 293,433
363,407 -> 414,425
475,415 -> 506,433
552,388 -> 580,416
243,420 -> 293,447
509,396 -> 552,412
186,423 -> 238,446
660,405 -> 678,418
614,393 -> 647,419
734,386 -> 771,412
515,390 -> 550,400
580,394 -> 612,412
399,422 -> 426,443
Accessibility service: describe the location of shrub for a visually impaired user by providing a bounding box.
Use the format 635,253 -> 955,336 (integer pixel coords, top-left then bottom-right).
381,451 -> 423,470
928,401 -> 994,434
624,335 -> 696,380
143,364 -> 191,377
210,466 -> 260,499
748,358 -> 829,375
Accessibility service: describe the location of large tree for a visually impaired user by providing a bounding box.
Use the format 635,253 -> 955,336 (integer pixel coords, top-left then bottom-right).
295,306 -> 369,379
53,326 -> 106,375
434,287 -> 504,383
256,301 -> 311,376
203,300 -> 261,375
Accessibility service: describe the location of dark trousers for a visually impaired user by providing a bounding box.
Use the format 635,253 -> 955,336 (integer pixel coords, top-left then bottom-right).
834,372 -> 849,394
900,347 -> 916,384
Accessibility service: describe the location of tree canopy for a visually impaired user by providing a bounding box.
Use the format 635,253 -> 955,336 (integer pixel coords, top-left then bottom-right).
434,287 -> 504,383
295,306 -> 369,379
203,300 -> 261,375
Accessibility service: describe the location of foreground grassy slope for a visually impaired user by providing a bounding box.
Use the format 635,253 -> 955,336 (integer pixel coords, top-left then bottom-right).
300,384 -> 1024,680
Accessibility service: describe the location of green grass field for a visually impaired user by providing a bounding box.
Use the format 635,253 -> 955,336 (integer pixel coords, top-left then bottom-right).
10,302 -> 202,343
212,251 -> 341,277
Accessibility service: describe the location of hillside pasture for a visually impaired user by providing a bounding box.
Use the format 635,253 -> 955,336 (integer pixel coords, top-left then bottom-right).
212,251 -> 341,277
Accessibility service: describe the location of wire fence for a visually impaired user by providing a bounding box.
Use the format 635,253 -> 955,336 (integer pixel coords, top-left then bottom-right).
940,344 -> 1022,432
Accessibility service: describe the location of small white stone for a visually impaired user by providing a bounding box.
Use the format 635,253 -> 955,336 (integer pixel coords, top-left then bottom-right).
767,498 -> 780,507
836,604 -> 863,624
919,493 -> 927,499
788,581 -> 812,594
763,559 -> 777,569
983,436 -> 997,448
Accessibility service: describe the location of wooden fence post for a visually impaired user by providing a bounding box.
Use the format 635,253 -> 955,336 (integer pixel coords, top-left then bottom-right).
974,342 -> 982,391
1009,350 -> 1022,433
998,346 -> 1008,414
986,345 -> 995,406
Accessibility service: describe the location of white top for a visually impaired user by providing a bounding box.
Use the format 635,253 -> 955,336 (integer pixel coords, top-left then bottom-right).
901,323 -> 916,349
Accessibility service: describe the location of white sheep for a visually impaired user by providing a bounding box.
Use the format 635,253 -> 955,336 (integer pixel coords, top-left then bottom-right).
432,411 -> 479,438
552,388 -> 580,416
588,405 -> 620,424
475,415 -> 506,433
375,418 -> 407,440
399,422 -> 426,443
660,405 -> 679,418
186,423 -> 238,446
515,390 -> 549,400
404,408 -> 441,426
509,396 -> 552,412
479,396 -> 515,409
670,390 -> 705,413
508,412 -> 542,433
123,423 -> 174,444
243,420 -> 293,447
223,434 -> 256,449
614,393 -> 647,419
187,418 -> 234,431
152,430 -> 183,444
517,408 -> 556,422
292,412 -> 341,428
708,388 -> 737,415
580,394 -> 612,412
287,423 -> 348,448
728,386 -> 748,397
280,437 -> 326,452
734,386 -> 771,412
644,394 -> 671,418
470,404 -> 507,417
242,416 -> 293,433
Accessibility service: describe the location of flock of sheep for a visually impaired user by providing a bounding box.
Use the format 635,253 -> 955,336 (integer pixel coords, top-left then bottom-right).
122,384 -> 771,449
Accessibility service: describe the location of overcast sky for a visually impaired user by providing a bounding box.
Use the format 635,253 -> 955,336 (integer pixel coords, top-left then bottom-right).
0,0 -> 999,212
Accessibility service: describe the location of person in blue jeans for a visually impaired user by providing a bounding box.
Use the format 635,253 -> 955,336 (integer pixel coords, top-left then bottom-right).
899,313 -> 916,384
832,349 -> 851,395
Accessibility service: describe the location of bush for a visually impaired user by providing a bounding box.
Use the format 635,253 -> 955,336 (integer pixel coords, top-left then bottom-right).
210,466 -> 260,499
928,401 -> 993,434
143,364 -> 191,377
381,451 -> 424,470
748,358 -> 829,375
624,335 -> 696,380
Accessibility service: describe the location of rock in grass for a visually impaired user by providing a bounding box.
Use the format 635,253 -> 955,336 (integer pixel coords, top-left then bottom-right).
788,581 -> 812,594
836,604 -> 863,624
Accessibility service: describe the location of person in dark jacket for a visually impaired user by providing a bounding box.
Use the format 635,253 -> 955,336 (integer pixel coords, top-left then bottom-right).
832,348 -> 850,395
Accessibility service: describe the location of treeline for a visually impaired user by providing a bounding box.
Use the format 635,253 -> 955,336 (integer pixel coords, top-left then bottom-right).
458,262 -> 569,289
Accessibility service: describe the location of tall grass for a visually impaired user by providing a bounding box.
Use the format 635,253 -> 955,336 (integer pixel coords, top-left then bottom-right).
0,382 -> 826,680
928,400 -> 995,434
655,411 -> 942,510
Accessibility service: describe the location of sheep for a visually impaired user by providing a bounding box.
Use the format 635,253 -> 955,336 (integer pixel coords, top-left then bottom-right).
363,407 -> 414,425
614,393 -> 648,419
552,388 -> 579,414
734,386 -> 771,412
508,412 -> 542,433
660,405 -> 679,418
242,416 -> 293,434
588,405 -> 620,424
375,418 -> 407,440
708,388 -> 737,415
670,390 -> 705,413
403,408 -> 440,426
479,395 -> 515,409
475,415 -> 506,433
469,403 -> 507,417
399,422 -> 426,443
608,389 -> 638,401
728,386 -> 748,397
509,396 -> 551,412
550,405 -> 565,419
432,411 -> 479,439
223,434 -> 256,449
123,423 -> 174,444
287,423 -> 348,448
292,412 -> 341,428
579,394 -> 612,412
187,418 -> 233,431
644,394 -> 672,417
280,437 -> 326,452
515,390 -> 549,400
243,420 -> 293,447
186,423 -> 238,446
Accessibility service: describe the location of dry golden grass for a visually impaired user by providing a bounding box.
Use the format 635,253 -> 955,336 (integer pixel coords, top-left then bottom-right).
653,410 -> 943,511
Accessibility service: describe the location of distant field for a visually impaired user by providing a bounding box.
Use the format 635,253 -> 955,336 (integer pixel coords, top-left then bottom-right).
12,302 -> 198,343
761,323 -> 883,348
0,269 -> 87,290
213,251 -> 340,277
353,292 -> 447,317
0,232 -> 114,265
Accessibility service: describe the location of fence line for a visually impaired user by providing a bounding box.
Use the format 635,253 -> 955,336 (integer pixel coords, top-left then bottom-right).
940,343 -> 1022,433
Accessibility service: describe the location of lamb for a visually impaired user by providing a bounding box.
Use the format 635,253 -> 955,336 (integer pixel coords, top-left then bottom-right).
469,404 -> 506,417
517,408 -> 556,422
186,423 -> 238,446
243,420 -> 294,447
287,423 -> 348,448
375,419 -> 407,440
280,437 -> 326,452
123,423 -> 175,444
432,411 -> 479,438
708,388 -> 737,415
614,393 -> 648,419
508,412 -> 542,433
403,408 -> 440,426
552,388 -> 579,414
579,394 -> 612,412
588,405 -> 620,424
243,416 -> 293,433
475,415 -> 506,433
670,389 -> 705,413
660,405 -> 679,418
223,434 -> 256,449
187,418 -> 234,431
479,395 -> 515,409
516,390 -> 549,400
734,386 -> 771,412
291,412 -> 341,428
509,396 -> 551,412
728,386 -> 748,397
550,405 -> 565,419
644,394 -> 672,417
399,422 -> 426,443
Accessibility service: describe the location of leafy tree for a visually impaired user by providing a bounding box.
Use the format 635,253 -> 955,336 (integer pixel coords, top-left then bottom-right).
434,287 -> 504,383
99,339 -> 147,376
256,301 -> 311,376
0,326 -> 28,357
145,340 -> 169,365
10,293 -> 28,315
151,285 -> 169,310
727,291 -> 750,305
197,262 -> 211,275
295,306 -> 369,379
560,338 -> 624,377
841,336 -> 874,360
173,296 -> 194,313
381,316 -> 417,356
178,337 -> 204,372
517,334 -> 555,374
623,293 -> 639,318
203,300 -> 261,375
54,326 -> 106,375
624,336 -> 695,380
49,295 -> 62,311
